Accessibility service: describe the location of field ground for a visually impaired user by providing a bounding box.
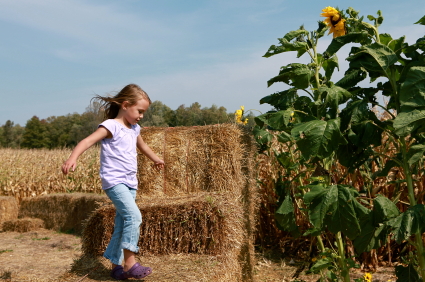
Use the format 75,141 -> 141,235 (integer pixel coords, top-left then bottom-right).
0,229 -> 396,282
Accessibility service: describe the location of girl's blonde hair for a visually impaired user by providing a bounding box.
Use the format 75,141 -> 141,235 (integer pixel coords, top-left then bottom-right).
93,84 -> 152,120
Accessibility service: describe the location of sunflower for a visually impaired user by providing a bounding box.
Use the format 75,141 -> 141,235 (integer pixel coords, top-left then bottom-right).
321,6 -> 346,38
234,106 -> 248,125
364,273 -> 372,282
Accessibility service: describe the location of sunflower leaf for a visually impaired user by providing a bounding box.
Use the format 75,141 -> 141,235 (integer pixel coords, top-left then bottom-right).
266,108 -> 295,130
267,63 -> 313,89
407,144 -> 425,166
322,55 -> 339,80
393,109 -> 425,137
324,32 -> 371,57
399,66 -> 425,110
308,258 -> 333,273
335,68 -> 367,89
252,126 -> 273,145
275,194 -> 301,237
291,119 -> 345,160
387,204 -> 425,243
353,195 -> 399,253
414,15 -> 425,25
259,88 -> 298,110
283,29 -> 310,42
304,184 -> 363,239
347,43 -> 398,75
263,29 -> 310,58
395,264 -> 422,282
318,84 -> 351,118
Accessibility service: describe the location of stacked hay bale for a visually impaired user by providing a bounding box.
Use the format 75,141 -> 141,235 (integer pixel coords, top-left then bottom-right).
0,196 -> 19,231
19,193 -> 110,234
2,217 -> 44,232
82,124 -> 257,281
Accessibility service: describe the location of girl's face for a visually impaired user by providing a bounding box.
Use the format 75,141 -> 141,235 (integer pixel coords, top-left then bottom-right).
122,98 -> 150,126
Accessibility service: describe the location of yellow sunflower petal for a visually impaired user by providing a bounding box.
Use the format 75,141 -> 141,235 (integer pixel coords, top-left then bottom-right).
321,6 -> 345,38
320,6 -> 339,18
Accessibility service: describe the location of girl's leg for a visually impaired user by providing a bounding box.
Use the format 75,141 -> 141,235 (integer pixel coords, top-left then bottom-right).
103,210 -> 124,265
123,249 -> 137,271
103,183 -> 141,268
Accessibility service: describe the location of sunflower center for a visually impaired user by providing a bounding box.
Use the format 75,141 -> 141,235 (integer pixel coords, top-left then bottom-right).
331,14 -> 341,26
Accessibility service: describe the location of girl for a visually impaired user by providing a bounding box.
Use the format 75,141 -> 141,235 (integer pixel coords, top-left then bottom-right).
62,84 -> 164,280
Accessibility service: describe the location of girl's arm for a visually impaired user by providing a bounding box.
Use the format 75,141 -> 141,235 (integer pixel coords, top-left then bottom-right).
136,135 -> 165,170
62,126 -> 110,175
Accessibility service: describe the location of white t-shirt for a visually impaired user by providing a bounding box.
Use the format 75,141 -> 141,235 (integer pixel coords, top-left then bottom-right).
98,119 -> 141,190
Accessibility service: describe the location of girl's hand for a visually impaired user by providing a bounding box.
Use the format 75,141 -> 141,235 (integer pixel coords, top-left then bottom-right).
62,159 -> 77,175
152,160 -> 165,171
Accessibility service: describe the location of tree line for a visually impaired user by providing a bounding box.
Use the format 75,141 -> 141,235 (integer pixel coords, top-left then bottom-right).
0,101 -> 255,149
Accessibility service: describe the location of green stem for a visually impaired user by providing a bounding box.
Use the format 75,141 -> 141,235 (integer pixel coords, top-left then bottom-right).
335,232 -> 350,282
301,88 -> 314,100
317,235 -> 325,253
312,41 -> 321,91
400,139 -> 425,278
360,21 -> 380,43
375,104 -> 396,119
389,69 -> 400,113
400,139 -> 416,206
347,18 -> 380,43
289,144 -> 327,255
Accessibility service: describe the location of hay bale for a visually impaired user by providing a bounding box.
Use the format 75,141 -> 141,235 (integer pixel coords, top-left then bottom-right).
138,124 -> 248,197
0,196 -> 19,224
19,193 -> 110,234
82,193 -> 252,281
136,124 -> 258,281
2,217 -> 44,232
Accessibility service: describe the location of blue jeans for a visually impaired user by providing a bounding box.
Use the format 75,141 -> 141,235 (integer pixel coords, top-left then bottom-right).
103,183 -> 141,265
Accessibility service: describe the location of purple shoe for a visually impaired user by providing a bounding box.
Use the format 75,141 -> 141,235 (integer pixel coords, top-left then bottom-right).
111,265 -> 128,280
124,262 -> 152,279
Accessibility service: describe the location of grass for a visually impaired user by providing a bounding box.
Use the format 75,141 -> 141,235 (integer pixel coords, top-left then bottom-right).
32,237 -> 50,241
0,249 -> 13,254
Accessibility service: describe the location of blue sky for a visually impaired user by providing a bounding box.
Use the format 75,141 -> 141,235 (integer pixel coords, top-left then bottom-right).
0,0 -> 424,126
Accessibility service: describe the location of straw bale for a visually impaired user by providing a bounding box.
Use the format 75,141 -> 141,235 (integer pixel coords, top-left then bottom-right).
19,193 -> 110,234
238,126 -> 259,279
2,217 -> 44,232
0,196 -> 19,224
82,192 -> 252,281
138,124 -> 249,197
136,124 -> 258,281
138,127 -> 166,195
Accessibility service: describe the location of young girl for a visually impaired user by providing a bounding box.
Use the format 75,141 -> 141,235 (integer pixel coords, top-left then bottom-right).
62,84 -> 164,280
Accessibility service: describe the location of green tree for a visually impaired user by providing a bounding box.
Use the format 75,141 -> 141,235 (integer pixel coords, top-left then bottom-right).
11,124 -> 24,148
201,105 -> 230,125
46,101 -> 103,148
2,120 -> 15,147
170,102 -> 234,126
21,116 -> 50,148
1,121 -> 26,148
141,101 -> 173,127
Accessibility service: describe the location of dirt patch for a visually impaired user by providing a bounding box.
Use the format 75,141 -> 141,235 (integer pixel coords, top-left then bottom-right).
0,229 -> 398,282
252,249 -> 397,282
0,229 -> 81,281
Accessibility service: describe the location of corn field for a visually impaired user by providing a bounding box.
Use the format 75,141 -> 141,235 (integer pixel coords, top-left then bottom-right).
0,147 -> 101,202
